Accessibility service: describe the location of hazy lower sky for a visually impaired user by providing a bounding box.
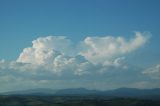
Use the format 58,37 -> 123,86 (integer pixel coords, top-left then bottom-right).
0,0 -> 160,92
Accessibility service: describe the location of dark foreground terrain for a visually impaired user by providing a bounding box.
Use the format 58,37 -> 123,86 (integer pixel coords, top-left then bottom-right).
0,95 -> 160,106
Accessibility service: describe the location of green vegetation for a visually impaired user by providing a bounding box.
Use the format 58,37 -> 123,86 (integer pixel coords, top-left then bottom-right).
0,95 -> 159,106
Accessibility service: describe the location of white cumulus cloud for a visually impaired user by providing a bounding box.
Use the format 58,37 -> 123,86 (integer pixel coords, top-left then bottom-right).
17,36 -> 76,64
0,32 -> 150,80
0,32 -> 155,90
80,32 -> 150,64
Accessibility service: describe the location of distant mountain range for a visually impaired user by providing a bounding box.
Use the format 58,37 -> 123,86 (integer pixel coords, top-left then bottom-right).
1,88 -> 160,100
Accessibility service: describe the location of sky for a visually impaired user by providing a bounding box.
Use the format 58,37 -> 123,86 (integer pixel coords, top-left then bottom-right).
0,0 -> 160,92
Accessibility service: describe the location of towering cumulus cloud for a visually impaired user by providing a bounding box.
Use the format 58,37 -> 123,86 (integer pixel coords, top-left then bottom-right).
17,36 -> 75,64
16,36 -> 93,75
80,32 -> 150,64
0,32 -> 150,80
1,32 -> 157,90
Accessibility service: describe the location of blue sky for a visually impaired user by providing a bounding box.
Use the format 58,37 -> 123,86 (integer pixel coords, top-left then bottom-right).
0,0 -> 160,92
0,0 -> 160,60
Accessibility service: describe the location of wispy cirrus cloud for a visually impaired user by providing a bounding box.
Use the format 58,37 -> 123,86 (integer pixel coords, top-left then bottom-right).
143,64 -> 160,79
